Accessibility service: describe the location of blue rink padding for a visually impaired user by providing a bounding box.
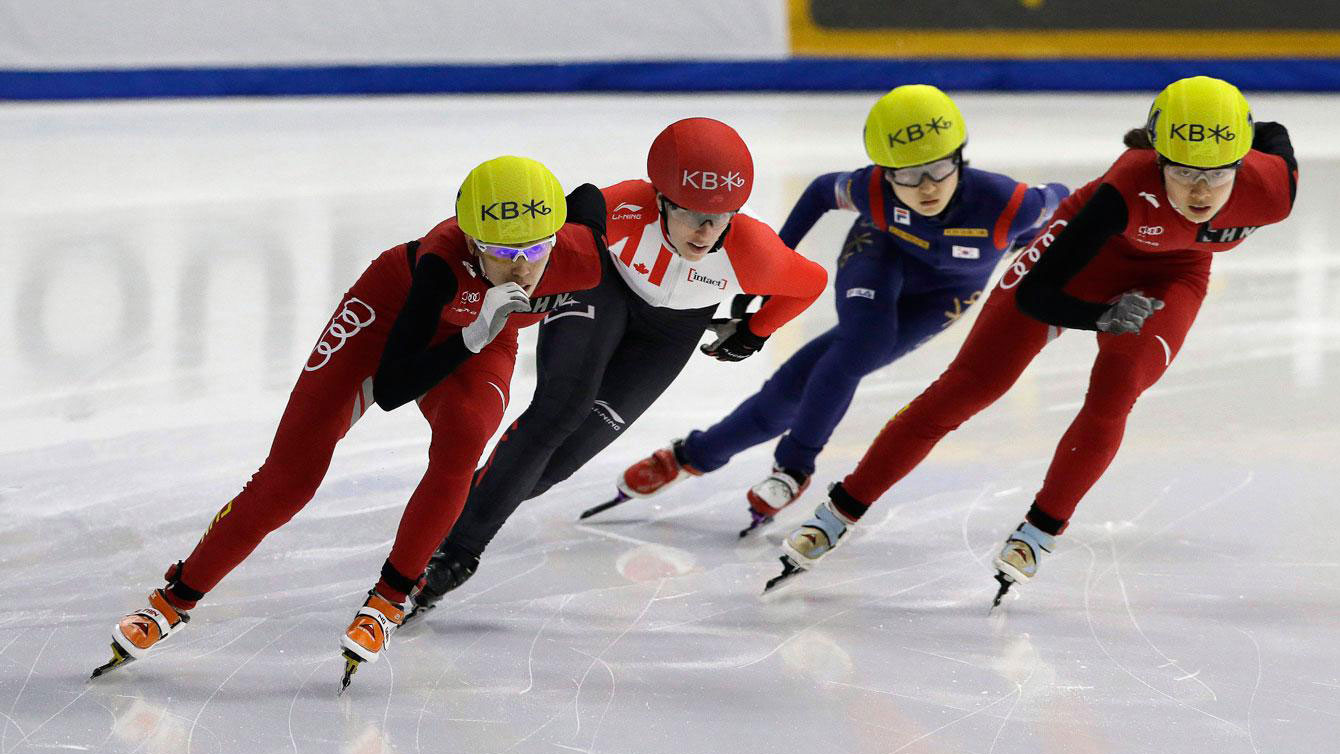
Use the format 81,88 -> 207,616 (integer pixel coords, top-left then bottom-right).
3,59 -> 1340,100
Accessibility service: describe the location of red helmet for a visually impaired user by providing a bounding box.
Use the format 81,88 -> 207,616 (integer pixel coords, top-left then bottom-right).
646,118 -> 754,213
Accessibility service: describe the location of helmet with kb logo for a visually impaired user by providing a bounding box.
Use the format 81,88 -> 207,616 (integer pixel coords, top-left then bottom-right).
863,84 -> 967,168
647,117 -> 754,213
456,155 -> 567,245
1146,76 -> 1253,168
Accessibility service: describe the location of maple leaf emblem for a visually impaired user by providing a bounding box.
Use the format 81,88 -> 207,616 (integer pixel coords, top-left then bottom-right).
634,262 -> 650,275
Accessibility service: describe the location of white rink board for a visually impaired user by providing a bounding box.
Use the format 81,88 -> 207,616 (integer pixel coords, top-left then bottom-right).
0,1 -> 787,69
0,94 -> 1337,754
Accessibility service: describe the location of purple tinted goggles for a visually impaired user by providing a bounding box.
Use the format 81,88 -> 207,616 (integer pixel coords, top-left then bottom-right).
472,234 -> 556,263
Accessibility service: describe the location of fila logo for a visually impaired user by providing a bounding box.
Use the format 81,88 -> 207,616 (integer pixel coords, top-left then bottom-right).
611,202 -> 643,220
893,206 -> 911,225
1139,191 -> 1161,208
951,245 -> 980,259
1169,122 -> 1236,143
846,287 -> 876,300
887,116 -> 953,145
480,199 -> 551,220
1138,225 -> 1165,236
682,170 -> 745,191
306,297 -> 376,372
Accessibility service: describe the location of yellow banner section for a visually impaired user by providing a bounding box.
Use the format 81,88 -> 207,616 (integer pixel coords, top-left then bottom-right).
789,0 -> 1340,58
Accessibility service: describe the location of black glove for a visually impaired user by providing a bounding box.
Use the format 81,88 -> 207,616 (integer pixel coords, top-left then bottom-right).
1096,291 -> 1164,335
564,183 -> 608,238
701,315 -> 768,362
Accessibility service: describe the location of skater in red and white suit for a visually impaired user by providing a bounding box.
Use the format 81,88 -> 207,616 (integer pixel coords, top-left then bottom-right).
768,77 -> 1298,601
95,156 -> 606,688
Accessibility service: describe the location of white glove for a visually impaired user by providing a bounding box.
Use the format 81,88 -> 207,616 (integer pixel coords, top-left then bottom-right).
1096,291 -> 1164,335
462,282 -> 530,352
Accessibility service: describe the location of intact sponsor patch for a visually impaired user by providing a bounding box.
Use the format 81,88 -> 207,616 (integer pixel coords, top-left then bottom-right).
943,227 -> 989,237
951,245 -> 980,259
893,206 -> 911,225
686,267 -> 728,289
846,287 -> 876,300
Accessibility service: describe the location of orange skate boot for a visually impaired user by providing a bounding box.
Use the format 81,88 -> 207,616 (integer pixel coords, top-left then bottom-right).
91,589 -> 190,678
338,590 -> 405,694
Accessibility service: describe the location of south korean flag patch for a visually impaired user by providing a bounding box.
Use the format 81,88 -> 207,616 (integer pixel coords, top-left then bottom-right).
951,245 -> 980,259
893,207 -> 911,226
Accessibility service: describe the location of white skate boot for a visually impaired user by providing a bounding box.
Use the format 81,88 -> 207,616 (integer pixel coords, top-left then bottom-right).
990,521 -> 1055,609
740,466 -> 810,537
763,498 -> 856,594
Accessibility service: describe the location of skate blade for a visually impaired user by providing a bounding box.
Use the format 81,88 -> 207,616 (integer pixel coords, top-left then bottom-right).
337,651 -> 363,696
738,512 -> 773,538
578,491 -> 632,520
989,571 -> 1015,613
401,597 -> 441,628
761,556 -> 805,595
90,642 -> 134,679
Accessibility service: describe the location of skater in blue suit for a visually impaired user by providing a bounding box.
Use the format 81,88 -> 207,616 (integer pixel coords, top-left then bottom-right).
611,84 -> 1069,534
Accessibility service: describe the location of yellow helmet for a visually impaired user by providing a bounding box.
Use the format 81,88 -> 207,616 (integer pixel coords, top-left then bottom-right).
863,84 -> 967,168
455,156 -> 567,244
1146,76 -> 1253,168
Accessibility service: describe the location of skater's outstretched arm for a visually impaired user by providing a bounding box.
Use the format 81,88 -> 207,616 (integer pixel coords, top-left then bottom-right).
776,171 -> 849,249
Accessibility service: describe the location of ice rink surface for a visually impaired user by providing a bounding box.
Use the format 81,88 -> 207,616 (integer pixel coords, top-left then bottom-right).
1,92 -> 1337,754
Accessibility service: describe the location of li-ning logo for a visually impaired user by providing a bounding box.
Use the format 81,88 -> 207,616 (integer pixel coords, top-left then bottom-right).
999,219 -> 1068,290
888,116 -> 953,146
611,202 -> 643,220
1139,191 -> 1161,208
1169,123 -> 1236,143
480,199 -> 551,220
687,268 -> 727,289
591,399 -> 626,430
681,170 -> 745,191
305,297 -> 375,371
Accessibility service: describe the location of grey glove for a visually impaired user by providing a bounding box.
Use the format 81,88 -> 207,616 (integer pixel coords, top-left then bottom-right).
1096,291 -> 1164,335
462,282 -> 530,352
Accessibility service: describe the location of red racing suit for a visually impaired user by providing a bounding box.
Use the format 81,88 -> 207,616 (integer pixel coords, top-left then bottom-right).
171,216 -> 601,604
838,144 -> 1296,530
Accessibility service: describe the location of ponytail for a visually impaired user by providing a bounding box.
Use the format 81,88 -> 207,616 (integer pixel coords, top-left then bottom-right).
1123,127 -> 1154,150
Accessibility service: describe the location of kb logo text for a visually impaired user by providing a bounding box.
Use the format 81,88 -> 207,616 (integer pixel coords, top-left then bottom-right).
889,117 -> 953,146
682,170 -> 746,191
480,199 -> 552,220
1169,123 -> 1236,143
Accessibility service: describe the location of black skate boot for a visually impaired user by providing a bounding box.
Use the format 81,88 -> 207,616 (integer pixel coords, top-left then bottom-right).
404,541 -> 479,624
